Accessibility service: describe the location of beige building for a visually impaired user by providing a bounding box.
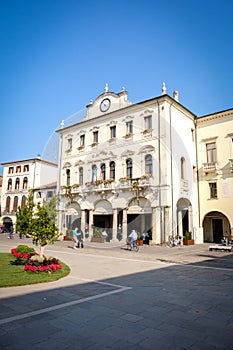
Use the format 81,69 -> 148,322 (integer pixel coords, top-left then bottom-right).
196,109 -> 233,242
1,156 -> 57,231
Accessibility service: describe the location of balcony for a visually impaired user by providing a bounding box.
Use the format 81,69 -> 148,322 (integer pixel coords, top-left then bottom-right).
85,180 -> 115,192
229,159 -> 233,172
118,176 -> 152,190
202,162 -> 217,174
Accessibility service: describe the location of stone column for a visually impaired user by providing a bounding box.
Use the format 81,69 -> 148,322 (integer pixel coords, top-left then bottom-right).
122,209 -> 127,242
178,210 -> 183,237
151,207 -> 161,244
188,206 -> 193,233
81,210 -> 87,241
89,209 -> 93,238
111,209 -> 118,241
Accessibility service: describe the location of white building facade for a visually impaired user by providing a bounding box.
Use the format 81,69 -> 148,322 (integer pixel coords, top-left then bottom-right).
1,156 -> 57,230
196,109 -> 233,242
57,85 -> 200,244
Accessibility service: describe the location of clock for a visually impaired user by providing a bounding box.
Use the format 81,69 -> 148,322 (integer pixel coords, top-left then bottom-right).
100,98 -> 111,112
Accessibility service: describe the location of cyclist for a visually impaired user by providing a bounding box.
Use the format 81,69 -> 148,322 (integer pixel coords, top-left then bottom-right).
128,229 -> 138,250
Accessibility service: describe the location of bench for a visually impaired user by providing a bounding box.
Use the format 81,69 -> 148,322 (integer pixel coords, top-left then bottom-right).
209,244 -> 233,252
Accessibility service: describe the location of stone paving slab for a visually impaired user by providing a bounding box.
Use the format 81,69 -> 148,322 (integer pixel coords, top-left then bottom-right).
0,235 -> 233,349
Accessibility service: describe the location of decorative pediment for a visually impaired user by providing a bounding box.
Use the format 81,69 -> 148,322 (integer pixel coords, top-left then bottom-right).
75,160 -> 84,166
139,109 -> 154,117
122,115 -> 134,122
138,145 -> 155,154
63,162 -> 72,168
65,134 -> 73,139
121,149 -> 135,157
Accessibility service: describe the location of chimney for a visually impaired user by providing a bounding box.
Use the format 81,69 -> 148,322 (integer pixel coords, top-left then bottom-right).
173,90 -> 179,102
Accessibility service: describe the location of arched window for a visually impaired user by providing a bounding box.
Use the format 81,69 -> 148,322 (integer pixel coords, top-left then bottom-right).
110,161 -> 115,180
100,163 -> 106,180
181,157 -> 186,180
66,169 -> 70,186
145,154 -> 153,175
15,178 -> 20,190
7,179 -> 12,190
126,158 -> 133,179
6,196 -> 11,212
21,195 -> 27,207
23,177 -> 28,189
79,167 -> 83,185
92,165 -> 97,183
13,196 -> 18,212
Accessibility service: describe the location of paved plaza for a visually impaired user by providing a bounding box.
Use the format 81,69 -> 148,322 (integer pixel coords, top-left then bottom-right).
0,234 -> 233,349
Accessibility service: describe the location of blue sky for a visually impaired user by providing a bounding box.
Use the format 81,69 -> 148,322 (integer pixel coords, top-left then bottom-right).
0,0 -> 233,173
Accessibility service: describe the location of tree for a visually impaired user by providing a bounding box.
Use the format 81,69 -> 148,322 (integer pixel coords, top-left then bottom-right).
16,192 -> 60,256
42,195 -> 58,222
32,203 -> 60,256
16,191 -> 34,237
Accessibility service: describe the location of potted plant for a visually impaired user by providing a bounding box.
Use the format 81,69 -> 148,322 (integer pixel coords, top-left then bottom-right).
183,231 -> 194,245
136,231 -> 144,246
91,228 -> 105,243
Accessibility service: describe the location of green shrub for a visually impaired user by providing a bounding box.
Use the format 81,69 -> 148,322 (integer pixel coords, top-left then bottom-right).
15,245 -> 36,255
184,231 -> 192,240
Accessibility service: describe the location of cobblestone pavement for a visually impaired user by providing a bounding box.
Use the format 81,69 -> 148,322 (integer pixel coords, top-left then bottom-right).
0,234 -> 233,349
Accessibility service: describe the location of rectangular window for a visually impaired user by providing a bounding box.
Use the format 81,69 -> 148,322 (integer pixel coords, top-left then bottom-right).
47,191 -> 53,198
206,142 -> 216,163
8,167 -> 14,174
144,116 -> 152,130
110,126 -> 116,138
16,166 -> 21,173
126,121 -> 133,134
93,131 -> 98,143
80,135 -> 85,147
68,138 -> 72,150
23,165 -> 29,172
209,182 -> 217,199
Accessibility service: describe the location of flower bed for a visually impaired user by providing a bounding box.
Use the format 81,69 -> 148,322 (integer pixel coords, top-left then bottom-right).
11,245 -> 37,264
24,256 -> 62,273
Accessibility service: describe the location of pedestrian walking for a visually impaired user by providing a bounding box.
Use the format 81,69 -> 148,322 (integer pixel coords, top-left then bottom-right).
72,227 -> 78,249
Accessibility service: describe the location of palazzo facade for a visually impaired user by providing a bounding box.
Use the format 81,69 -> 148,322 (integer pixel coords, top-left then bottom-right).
57,84 -> 200,244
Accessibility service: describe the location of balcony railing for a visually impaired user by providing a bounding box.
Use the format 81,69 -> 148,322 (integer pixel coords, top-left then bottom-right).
229,159 -> 233,172
202,162 -> 217,173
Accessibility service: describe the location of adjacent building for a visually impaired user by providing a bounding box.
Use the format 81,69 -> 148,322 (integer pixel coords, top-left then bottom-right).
1,156 -> 57,231
196,109 -> 233,242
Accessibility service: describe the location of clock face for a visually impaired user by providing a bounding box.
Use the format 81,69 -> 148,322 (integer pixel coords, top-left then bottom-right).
100,98 -> 111,112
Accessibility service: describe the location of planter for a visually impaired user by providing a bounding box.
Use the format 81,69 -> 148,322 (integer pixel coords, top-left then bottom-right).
63,236 -> 73,241
91,237 -> 105,243
183,239 -> 194,245
136,239 -> 144,246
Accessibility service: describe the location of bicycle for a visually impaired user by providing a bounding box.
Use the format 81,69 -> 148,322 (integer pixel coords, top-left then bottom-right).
126,238 -> 139,252
167,235 -> 182,247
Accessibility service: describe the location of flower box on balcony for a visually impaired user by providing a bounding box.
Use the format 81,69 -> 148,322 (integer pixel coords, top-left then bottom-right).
91,142 -> 98,147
